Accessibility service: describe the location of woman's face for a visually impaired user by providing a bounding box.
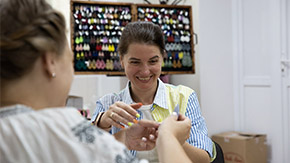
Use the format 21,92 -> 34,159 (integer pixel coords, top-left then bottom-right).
121,43 -> 163,92
54,41 -> 74,106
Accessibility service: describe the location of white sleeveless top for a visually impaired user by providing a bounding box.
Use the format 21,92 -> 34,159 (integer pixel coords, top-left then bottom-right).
136,104 -> 159,163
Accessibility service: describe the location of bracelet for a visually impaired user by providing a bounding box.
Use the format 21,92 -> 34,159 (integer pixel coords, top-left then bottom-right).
96,112 -> 105,126
92,112 -> 103,126
95,112 -> 112,129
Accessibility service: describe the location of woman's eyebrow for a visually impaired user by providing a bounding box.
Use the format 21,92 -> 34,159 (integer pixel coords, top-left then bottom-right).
128,55 -> 160,61
149,56 -> 160,60
128,57 -> 140,61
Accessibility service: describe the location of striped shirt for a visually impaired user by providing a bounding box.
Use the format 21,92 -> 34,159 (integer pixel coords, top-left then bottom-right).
91,79 -> 213,158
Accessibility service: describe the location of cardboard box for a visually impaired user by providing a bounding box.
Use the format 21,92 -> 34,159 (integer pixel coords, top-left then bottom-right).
212,131 -> 267,163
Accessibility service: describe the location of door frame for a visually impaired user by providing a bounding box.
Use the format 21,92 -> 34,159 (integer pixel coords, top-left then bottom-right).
281,0 -> 290,162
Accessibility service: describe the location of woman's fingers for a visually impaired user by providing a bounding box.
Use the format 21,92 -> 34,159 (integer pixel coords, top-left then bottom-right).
115,102 -> 140,118
130,103 -> 143,110
106,116 -> 125,129
139,137 -> 156,151
110,110 -> 132,126
138,119 -> 160,129
145,140 -> 156,150
177,114 -> 187,121
117,102 -> 141,117
149,134 -> 155,141
107,102 -> 141,128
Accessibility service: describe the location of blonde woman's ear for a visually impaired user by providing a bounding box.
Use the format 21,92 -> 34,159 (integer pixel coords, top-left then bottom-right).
42,52 -> 57,78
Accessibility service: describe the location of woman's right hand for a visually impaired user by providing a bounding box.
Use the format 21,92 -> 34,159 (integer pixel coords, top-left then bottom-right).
98,101 -> 142,129
157,113 -> 191,145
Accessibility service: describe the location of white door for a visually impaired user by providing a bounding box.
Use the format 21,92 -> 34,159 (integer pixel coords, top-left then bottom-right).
233,0 -> 287,162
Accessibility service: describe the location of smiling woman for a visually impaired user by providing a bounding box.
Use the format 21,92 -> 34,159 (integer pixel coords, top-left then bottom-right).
121,43 -> 162,96
91,21 -> 216,163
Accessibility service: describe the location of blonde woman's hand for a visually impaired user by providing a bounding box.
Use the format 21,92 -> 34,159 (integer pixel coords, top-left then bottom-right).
99,102 -> 141,129
124,119 -> 159,151
157,113 -> 191,145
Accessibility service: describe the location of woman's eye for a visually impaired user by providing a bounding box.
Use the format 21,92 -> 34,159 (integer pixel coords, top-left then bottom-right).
130,61 -> 140,65
149,60 -> 158,64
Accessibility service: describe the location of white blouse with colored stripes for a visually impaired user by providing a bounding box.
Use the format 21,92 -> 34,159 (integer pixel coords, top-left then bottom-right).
91,79 -> 214,161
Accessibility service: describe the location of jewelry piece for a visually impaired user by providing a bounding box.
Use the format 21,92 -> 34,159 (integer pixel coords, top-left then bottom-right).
80,52 -> 85,60
96,59 -> 102,69
183,17 -> 190,24
92,60 -> 96,70
164,59 -> 168,68
113,60 -> 119,70
75,45 -> 80,51
168,58 -> 172,68
87,60 -> 92,70
51,72 -> 56,78
109,60 -> 114,70
76,53 -> 80,60
75,37 -> 80,44
110,112 -> 114,118
177,60 -> 182,68
79,36 -> 84,43
106,59 -> 110,70
178,52 -> 184,59
84,52 -> 88,59
79,44 -> 83,51
76,60 -> 82,70
173,60 -> 177,68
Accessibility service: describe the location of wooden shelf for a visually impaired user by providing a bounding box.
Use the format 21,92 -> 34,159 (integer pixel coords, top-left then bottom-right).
71,0 -> 195,75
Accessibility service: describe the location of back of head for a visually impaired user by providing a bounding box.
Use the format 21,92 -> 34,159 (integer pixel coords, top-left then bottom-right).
117,21 -> 165,57
0,0 -> 66,84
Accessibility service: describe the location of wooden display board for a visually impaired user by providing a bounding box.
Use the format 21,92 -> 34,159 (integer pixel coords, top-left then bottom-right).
71,0 -> 195,75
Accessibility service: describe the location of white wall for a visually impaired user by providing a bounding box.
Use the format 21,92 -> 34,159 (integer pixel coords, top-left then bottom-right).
199,0 -> 235,136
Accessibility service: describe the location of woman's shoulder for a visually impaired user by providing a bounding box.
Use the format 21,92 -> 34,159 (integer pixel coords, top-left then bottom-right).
0,106 -> 84,128
97,88 -> 128,104
0,106 -> 84,130
164,83 -> 195,95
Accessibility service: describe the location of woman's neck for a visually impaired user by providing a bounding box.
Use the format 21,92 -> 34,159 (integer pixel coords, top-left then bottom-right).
0,78 -> 48,110
130,82 -> 158,105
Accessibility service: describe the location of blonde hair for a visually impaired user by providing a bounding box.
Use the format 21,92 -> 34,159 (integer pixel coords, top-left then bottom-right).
0,0 -> 66,81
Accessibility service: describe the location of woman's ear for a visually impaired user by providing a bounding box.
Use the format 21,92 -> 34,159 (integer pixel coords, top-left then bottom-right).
42,52 -> 57,78
120,55 -> 124,69
163,50 -> 167,58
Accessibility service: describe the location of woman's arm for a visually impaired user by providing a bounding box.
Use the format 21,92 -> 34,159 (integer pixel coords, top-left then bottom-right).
184,92 -> 213,162
157,133 -> 191,163
182,142 -> 211,163
156,114 -> 192,163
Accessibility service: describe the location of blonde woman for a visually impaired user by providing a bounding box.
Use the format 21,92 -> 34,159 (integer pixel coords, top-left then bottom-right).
0,0 -> 192,162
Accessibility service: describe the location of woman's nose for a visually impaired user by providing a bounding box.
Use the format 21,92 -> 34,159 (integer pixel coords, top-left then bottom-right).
139,64 -> 150,75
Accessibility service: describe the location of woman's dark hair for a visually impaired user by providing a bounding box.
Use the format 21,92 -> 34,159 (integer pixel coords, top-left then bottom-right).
118,21 -> 165,57
0,0 -> 66,81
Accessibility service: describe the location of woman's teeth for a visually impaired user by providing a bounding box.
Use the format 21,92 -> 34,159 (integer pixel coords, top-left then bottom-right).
138,77 -> 150,81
